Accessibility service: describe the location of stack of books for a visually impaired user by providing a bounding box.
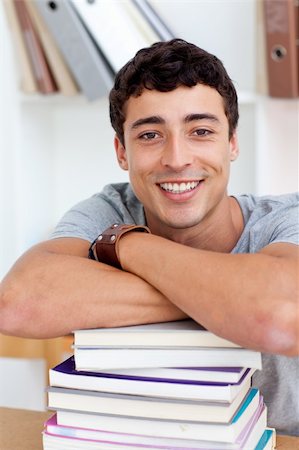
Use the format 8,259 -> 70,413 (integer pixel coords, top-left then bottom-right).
4,0 -> 173,100
43,320 -> 276,449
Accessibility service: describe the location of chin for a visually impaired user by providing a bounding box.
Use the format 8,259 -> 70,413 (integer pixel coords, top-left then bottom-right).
162,214 -> 205,230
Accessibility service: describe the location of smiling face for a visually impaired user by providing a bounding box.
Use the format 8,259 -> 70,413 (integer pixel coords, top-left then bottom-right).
114,84 -> 239,237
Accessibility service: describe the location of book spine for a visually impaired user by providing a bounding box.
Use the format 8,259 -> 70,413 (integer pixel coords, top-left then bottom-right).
13,0 -> 58,94
263,0 -> 298,98
3,0 -> 38,93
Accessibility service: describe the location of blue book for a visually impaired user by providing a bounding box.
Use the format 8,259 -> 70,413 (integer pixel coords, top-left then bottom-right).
255,428 -> 276,450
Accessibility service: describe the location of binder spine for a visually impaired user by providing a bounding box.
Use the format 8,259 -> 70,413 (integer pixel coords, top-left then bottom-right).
263,0 -> 298,98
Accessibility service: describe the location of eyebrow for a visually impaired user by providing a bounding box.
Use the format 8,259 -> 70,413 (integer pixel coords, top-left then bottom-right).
130,113 -> 220,130
131,116 -> 165,129
184,113 -> 220,124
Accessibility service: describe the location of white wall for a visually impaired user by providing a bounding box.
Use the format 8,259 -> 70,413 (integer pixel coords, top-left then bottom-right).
255,98 -> 298,195
0,357 -> 46,411
152,0 -> 256,92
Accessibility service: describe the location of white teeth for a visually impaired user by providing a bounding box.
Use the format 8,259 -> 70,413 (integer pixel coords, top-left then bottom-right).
159,181 -> 200,194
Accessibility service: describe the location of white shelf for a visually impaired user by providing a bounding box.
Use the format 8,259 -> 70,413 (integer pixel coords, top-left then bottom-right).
18,90 -> 258,106
18,92 -> 92,106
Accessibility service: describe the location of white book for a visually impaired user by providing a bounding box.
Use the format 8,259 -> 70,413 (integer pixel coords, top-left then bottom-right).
47,382 -> 250,423
74,346 -> 262,371
55,389 -> 261,443
70,0 -> 159,72
50,356 -> 255,402
132,0 -> 174,41
122,0 -> 161,44
74,319 -> 241,348
44,397 -> 267,449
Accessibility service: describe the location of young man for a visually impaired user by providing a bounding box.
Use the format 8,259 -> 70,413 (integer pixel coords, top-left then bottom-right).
0,39 -> 298,434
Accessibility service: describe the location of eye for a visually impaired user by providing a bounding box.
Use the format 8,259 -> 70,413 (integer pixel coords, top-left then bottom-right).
193,128 -> 212,137
139,131 -> 160,140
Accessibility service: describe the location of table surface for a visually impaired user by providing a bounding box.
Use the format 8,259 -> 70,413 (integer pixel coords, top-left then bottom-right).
0,407 -> 298,450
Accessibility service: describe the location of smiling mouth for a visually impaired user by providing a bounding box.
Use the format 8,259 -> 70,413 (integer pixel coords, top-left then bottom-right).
159,181 -> 201,194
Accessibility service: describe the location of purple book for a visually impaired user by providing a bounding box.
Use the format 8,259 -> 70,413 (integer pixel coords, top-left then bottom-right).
49,357 -> 254,402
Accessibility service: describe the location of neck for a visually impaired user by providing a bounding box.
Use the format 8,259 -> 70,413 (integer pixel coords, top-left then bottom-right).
146,196 -> 244,253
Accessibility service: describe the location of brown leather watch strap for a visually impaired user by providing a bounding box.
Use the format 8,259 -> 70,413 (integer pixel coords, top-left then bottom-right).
88,224 -> 151,269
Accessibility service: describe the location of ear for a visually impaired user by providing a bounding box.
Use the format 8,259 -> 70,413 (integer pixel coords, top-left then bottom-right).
229,131 -> 239,161
114,135 -> 129,171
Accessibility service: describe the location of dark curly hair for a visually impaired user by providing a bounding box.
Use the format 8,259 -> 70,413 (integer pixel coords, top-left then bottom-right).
109,39 -> 239,145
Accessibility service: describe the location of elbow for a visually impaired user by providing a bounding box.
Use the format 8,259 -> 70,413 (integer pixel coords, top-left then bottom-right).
254,266 -> 299,356
264,324 -> 299,357
0,280 -> 35,338
259,302 -> 299,356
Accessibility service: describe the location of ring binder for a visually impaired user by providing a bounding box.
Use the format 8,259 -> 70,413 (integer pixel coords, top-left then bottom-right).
263,0 -> 298,98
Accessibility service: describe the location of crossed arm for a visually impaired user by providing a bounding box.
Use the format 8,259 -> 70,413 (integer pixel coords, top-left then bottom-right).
0,238 -> 186,338
0,234 -> 298,355
118,233 -> 299,356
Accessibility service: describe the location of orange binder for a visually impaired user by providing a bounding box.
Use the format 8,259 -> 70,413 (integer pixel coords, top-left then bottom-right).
263,0 -> 298,98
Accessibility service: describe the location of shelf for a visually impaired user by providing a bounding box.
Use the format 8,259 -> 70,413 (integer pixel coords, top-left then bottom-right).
18,92 -> 96,106
18,90 -> 258,106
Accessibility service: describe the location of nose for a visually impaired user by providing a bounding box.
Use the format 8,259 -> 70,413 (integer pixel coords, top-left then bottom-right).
160,135 -> 193,171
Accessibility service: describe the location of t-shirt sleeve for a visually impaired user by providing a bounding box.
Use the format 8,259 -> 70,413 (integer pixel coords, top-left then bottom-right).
50,195 -> 124,243
268,203 -> 299,246
233,193 -> 298,254
50,184 -> 145,243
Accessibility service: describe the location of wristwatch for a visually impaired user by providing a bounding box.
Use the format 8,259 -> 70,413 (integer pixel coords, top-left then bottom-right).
88,223 -> 151,269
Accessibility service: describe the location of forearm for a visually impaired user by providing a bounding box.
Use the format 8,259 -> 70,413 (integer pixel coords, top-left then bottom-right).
0,242 -> 186,339
119,233 -> 299,355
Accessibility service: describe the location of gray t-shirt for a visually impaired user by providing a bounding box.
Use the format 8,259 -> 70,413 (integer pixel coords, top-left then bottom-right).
52,183 -> 299,436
